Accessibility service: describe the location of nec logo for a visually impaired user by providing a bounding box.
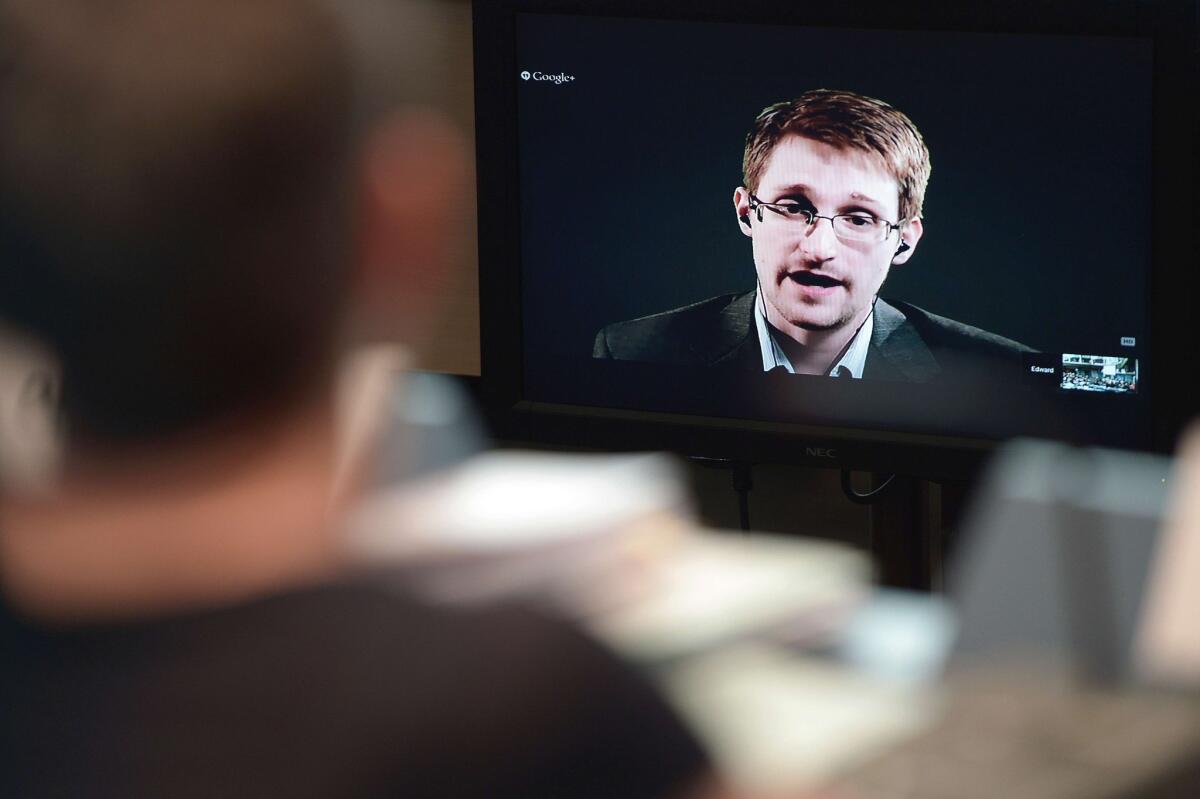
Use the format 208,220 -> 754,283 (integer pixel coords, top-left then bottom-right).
805,447 -> 838,459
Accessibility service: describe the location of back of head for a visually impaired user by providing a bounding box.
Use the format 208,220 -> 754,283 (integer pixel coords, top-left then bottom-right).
0,0 -> 444,450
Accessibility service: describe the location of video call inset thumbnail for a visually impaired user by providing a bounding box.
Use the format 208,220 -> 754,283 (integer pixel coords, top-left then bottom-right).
1061,355 -> 1139,395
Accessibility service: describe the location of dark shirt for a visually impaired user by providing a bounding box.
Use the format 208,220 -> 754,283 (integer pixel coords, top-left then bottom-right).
0,579 -> 707,798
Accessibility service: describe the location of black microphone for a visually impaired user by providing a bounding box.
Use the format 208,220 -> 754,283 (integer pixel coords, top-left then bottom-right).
894,241 -> 910,255
740,214 -> 751,227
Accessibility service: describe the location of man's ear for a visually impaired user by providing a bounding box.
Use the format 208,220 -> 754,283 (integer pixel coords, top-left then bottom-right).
891,217 -> 924,265
353,109 -> 468,344
733,187 -> 754,238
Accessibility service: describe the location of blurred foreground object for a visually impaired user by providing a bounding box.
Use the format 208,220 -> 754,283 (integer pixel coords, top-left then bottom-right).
951,439 -> 1170,683
342,394 -> 1200,796
347,448 -> 871,655
831,663 -> 1200,799
335,348 -> 488,497
347,450 -> 697,611
347,440 -> 962,793
1136,424 -> 1200,687
0,327 -> 60,492
827,439 -> 1200,798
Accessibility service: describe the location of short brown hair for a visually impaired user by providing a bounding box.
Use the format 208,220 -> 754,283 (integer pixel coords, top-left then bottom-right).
742,89 -> 931,223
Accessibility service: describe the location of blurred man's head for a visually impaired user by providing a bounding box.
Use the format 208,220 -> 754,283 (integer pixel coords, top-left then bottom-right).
0,0 -> 463,452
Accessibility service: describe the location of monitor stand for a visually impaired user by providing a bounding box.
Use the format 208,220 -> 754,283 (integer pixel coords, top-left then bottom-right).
866,476 -> 971,591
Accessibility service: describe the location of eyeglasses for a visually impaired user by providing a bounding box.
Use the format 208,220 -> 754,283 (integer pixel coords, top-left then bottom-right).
748,194 -> 902,243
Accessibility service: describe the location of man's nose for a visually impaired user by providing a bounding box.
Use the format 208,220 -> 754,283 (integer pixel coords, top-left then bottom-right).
798,216 -> 838,260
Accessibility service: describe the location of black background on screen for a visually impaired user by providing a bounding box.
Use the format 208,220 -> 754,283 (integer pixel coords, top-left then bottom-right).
515,14 -> 1153,380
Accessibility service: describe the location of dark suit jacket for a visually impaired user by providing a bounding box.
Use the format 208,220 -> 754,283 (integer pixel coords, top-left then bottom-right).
592,290 -> 1034,383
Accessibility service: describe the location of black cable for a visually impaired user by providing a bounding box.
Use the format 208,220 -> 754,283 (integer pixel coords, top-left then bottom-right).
840,469 -> 897,505
688,457 -> 754,531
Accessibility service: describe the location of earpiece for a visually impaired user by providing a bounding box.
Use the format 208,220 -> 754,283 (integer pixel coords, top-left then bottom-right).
739,214 -> 751,227
894,241 -> 910,256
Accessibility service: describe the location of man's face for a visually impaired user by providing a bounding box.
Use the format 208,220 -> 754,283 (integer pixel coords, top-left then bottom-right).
734,134 -> 922,339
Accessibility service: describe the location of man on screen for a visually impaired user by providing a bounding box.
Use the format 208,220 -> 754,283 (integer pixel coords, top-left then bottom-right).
593,89 -> 1033,381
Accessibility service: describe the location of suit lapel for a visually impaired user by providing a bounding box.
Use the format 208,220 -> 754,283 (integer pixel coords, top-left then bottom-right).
710,290 -> 760,368
866,298 -> 941,382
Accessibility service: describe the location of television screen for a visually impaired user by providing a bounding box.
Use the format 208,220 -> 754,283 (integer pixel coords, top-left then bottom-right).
477,2 -> 1187,470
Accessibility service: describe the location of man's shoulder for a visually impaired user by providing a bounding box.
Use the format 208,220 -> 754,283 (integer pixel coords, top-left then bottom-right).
881,299 -> 1034,357
2,578 -> 707,798
593,291 -> 756,364
225,581 -> 709,796
231,581 -> 600,674
868,298 -> 1034,383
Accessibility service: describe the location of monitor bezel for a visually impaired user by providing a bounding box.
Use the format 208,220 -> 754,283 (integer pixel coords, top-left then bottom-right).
473,0 -> 1195,476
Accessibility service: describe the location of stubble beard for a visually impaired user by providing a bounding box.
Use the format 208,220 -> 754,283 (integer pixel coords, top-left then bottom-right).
768,283 -> 857,335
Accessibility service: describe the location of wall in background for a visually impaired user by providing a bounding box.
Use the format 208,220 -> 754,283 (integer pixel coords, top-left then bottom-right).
414,0 -> 481,376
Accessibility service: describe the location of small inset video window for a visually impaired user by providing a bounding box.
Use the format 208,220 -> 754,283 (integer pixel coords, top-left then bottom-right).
1061,354 -> 1139,394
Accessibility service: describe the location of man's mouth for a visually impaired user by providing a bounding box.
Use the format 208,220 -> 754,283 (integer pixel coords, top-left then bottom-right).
786,271 -> 843,289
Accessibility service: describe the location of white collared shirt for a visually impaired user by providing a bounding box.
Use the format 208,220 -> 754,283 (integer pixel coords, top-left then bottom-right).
754,290 -> 874,378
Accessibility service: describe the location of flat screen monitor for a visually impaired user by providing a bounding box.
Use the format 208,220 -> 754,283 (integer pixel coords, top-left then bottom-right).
474,0 -> 1195,478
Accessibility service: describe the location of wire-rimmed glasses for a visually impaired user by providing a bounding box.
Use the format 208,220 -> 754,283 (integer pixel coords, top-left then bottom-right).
748,193 -> 902,243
